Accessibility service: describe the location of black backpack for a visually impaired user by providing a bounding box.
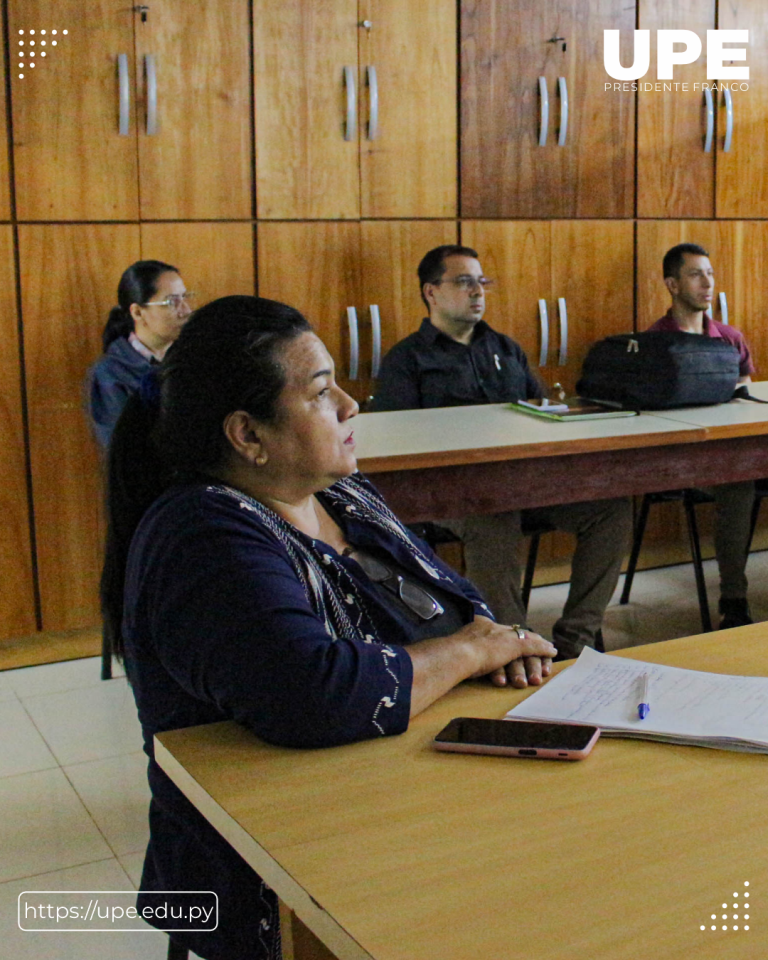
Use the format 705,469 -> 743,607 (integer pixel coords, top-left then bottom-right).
576,331 -> 740,410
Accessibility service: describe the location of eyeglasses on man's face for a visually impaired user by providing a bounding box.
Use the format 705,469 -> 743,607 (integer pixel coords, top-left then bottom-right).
433,276 -> 494,292
143,291 -> 196,311
351,551 -> 445,621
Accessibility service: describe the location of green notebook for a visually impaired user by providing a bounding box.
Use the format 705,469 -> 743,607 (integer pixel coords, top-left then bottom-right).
510,398 -> 638,421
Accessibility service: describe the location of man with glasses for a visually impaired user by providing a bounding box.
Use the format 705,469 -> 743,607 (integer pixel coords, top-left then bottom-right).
371,245 -> 631,659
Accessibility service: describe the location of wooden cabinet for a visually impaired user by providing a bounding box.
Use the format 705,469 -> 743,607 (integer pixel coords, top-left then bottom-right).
461,0 -> 635,218
462,221 -> 635,394
0,227 -> 36,641
0,18 -> 11,220
717,2 -> 768,218
135,2 -> 252,219
18,223 -> 256,633
257,221 -> 458,401
19,224 -> 141,631
10,1 -> 139,221
637,0 -> 716,219
253,0 -> 456,219
10,0 -> 251,222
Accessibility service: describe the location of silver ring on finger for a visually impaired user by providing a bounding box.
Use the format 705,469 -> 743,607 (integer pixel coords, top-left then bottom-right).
510,624 -> 526,640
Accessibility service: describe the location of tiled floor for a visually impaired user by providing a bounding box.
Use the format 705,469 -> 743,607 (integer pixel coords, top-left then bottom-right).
2,552 -> 767,958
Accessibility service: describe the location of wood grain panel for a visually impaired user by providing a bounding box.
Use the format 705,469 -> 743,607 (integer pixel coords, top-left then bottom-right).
136,1 -> 252,219
716,220 -> 768,379
140,222 -> 255,307
461,0 -> 635,218
551,221 -> 634,394
717,1 -> 768,217
9,0 -> 139,220
0,17 -> 11,220
257,222 -> 363,399
253,0 -> 359,219
461,221 -> 551,381
0,227 -> 36,640
637,0 -> 716,218
360,221 -> 458,358
359,0 -> 456,218
19,224 -> 140,631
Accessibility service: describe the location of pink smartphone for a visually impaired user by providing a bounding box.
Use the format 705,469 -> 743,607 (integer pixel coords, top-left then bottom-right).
433,717 -> 600,761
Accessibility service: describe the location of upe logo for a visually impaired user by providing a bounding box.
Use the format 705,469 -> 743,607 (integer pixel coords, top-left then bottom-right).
604,30 -> 749,81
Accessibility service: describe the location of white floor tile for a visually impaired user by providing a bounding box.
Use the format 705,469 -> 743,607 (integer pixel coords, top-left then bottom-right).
117,851 -> 146,889
0,670 -> 19,702
0,859 -> 170,959
0,768 -> 112,883
21,680 -> 144,765
8,657 -> 105,699
64,751 -> 151,857
0,701 -> 58,777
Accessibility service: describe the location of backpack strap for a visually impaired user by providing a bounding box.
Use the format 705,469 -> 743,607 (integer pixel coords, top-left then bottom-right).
733,385 -> 768,404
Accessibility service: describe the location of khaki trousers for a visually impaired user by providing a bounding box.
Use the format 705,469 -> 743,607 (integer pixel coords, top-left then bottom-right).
443,497 -> 632,658
703,481 -> 755,601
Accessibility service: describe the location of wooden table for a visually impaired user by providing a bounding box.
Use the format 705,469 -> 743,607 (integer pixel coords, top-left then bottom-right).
353,384 -> 768,521
156,627 -> 768,960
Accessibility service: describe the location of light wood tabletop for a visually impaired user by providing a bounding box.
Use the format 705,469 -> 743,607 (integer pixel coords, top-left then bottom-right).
156,626 -> 768,960
350,386 -> 768,520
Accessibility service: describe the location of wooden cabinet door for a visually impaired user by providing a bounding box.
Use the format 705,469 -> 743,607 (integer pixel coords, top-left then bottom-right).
714,221 -> 768,378
141,223 -> 256,305
19,225 -> 141,632
0,227 -> 36,641
550,222 -> 634,394
359,221 -> 458,402
10,1 -> 139,221
257,222 -> 365,399
637,0 -> 716,218
253,0 -> 359,220
461,0 -> 635,218
717,2 -> 768,218
461,221 -> 552,386
0,18 -> 11,220
358,0 -> 456,218
136,2 -> 252,219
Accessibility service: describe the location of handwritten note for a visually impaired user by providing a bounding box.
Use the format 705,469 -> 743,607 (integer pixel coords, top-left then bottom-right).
506,647 -> 768,752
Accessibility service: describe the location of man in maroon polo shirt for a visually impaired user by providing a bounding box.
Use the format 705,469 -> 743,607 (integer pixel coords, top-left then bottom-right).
648,243 -> 755,629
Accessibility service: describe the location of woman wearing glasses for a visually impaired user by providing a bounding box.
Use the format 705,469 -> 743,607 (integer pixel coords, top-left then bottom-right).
88,259 -> 194,447
103,296 -> 554,960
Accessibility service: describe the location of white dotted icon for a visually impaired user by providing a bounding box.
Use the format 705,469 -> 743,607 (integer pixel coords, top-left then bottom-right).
702,883 -> 752,931
15,28 -> 68,78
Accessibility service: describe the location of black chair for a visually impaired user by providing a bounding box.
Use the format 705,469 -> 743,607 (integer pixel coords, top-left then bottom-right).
411,517 -> 555,615
101,624 -> 113,680
620,489 -> 715,632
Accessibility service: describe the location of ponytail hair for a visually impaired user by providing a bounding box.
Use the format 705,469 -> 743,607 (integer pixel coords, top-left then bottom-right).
101,295 -> 312,659
102,259 -> 179,351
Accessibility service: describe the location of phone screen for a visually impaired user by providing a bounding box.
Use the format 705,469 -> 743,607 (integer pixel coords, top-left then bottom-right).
434,718 -> 598,751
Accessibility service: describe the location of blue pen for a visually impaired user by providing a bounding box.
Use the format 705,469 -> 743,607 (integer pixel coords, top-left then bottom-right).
637,673 -> 650,720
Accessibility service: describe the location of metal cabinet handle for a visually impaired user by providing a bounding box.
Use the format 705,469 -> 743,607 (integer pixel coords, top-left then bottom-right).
557,297 -> 568,365
347,307 -> 359,380
118,53 -> 130,136
370,305 -> 382,377
703,86 -> 714,153
145,54 -> 157,135
344,66 -> 356,141
557,76 -> 568,146
538,299 -> 549,366
723,87 -> 734,153
719,291 -> 729,326
538,77 -> 549,147
367,66 -> 378,140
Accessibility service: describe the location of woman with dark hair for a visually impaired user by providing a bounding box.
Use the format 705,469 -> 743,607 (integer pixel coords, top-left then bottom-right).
104,295 -> 554,960
88,259 -> 194,447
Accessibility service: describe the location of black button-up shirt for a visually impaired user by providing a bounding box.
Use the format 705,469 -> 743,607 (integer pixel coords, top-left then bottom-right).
370,318 -> 543,411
